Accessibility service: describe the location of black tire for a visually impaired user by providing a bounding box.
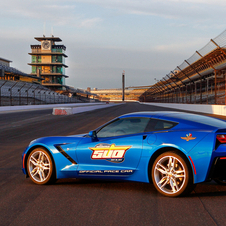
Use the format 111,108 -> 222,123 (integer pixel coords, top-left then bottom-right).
152,151 -> 194,197
27,148 -> 55,185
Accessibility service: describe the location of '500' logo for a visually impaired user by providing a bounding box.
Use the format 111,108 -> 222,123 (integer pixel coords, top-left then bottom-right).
89,144 -> 131,163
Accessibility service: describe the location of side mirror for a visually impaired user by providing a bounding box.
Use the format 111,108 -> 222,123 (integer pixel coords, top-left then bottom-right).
88,130 -> 97,139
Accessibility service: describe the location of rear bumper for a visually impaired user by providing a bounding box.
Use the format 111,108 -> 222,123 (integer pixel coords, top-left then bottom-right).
207,144 -> 226,180
209,157 -> 226,180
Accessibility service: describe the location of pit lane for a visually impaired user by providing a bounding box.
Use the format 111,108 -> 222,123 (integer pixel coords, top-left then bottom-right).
1,102 -> 226,226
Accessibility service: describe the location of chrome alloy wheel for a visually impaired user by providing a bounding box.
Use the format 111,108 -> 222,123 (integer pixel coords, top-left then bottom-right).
28,149 -> 51,184
153,155 -> 186,195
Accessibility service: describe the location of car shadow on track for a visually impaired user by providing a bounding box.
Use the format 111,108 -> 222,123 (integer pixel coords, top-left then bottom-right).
54,178 -> 157,194
53,178 -> 226,197
190,181 -> 226,197
191,190 -> 226,197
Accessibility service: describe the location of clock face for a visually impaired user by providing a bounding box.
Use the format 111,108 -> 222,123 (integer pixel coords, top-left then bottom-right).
42,41 -> 51,50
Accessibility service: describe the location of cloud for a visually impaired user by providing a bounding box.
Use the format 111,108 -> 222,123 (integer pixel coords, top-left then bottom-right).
2,0 -> 226,30
78,18 -> 102,28
0,0 -> 219,21
63,0 -> 226,20
1,0 -> 102,28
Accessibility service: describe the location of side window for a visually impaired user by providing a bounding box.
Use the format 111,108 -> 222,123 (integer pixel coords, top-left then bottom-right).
145,119 -> 177,132
97,117 -> 150,138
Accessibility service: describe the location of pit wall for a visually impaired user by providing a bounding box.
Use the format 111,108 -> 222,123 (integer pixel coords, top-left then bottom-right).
140,102 -> 226,116
0,103 -> 109,113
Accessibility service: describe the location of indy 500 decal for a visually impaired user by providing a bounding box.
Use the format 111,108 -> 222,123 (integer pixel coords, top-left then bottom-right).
89,143 -> 131,163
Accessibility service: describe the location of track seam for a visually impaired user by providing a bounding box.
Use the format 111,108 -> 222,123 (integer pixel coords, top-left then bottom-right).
194,190 -> 219,226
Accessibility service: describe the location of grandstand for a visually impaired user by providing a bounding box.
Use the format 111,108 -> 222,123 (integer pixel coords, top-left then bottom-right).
90,87 -> 148,101
0,80 -> 84,106
0,56 -> 99,106
139,30 -> 226,105
0,57 -> 41,83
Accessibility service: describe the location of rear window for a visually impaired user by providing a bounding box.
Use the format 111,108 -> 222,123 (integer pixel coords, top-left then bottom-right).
145,119 -> 177,132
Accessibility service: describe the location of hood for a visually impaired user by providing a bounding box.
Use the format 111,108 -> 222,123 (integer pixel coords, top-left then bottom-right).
29,135 -> 84,147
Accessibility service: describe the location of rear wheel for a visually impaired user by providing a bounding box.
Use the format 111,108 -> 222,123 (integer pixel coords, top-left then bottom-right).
152,151 -> 193,197
27,148 -> 55,185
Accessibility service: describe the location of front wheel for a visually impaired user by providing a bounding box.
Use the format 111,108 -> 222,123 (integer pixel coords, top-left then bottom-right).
27,148 -> 55,185
152,151 -> 193,197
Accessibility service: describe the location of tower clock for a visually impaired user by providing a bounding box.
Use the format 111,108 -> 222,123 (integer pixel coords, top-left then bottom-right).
41,40 -> 51,50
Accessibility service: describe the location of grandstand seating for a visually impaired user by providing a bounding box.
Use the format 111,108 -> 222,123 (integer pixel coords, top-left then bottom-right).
0,80 -> 82,106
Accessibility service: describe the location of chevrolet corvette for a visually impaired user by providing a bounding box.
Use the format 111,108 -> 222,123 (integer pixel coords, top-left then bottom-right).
22,111 -> 226,197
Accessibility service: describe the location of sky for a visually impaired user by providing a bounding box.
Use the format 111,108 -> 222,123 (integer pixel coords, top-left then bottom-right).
1,0 -> 226,89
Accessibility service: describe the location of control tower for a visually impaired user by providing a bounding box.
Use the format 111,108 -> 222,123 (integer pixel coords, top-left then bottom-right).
28,36 -> 68,92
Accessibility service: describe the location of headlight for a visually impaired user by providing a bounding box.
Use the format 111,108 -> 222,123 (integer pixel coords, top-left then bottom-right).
29,139 -> 37,146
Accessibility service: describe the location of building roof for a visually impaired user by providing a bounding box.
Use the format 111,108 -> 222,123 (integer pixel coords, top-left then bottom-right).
35,36 -> 62,42
0,57 -> 12,63
0,63 -> 43,79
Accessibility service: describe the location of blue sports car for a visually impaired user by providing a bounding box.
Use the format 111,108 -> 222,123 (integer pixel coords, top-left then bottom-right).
22,111 -> 226,197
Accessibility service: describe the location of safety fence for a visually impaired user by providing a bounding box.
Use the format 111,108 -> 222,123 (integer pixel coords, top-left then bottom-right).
0,80 -> 82,106
141,78 -> 225,104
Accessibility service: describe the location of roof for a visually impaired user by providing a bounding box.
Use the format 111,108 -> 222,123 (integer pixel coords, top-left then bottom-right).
121,111 -> 226,129
0,64 -> 27,76
35,37 -> 62,42
0,57 -> 12,63
0,64 -> 43,79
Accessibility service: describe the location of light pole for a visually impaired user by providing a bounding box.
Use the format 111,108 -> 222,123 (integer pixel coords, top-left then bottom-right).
122,71 -> 125,102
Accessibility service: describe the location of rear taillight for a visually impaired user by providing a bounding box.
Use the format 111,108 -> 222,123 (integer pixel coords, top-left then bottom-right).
217,135 -> 226,143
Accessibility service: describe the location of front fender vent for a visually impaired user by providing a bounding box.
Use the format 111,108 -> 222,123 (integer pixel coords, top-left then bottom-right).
55,145 -> 77,164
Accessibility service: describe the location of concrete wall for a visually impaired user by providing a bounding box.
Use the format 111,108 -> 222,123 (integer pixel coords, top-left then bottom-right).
0,103 -> 106,113
141,102 -> 226,116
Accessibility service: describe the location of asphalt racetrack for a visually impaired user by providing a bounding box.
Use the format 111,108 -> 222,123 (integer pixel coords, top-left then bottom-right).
1,102 -> 226,226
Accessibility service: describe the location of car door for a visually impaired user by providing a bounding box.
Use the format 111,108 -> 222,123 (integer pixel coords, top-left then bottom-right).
75,117 -> 150,178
